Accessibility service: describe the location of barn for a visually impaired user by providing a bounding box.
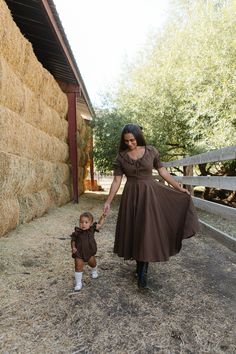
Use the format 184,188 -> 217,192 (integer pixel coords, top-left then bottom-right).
0,0 -> 95,236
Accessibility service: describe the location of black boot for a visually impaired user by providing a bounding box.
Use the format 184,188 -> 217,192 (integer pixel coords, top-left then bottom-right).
137,261 -> 149,289
135,261 -> 148,276
134,261 -> 138,278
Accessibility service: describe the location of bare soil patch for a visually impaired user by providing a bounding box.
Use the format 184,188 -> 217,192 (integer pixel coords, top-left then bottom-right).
0,192 -> 235,354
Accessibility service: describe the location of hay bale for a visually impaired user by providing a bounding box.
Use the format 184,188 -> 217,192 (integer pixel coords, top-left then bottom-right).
48,183 -> 71,206
39,100 -> 68,142
21,42 -> 44,92
0,197 -> 19,237
0,0 -> 29,75
0,56 -> 26,114
0,151 -> 36,198
0,106 -> 69,162
21,62 -> 67,118
61,119 -> 68,142
79,123 -> 87,138
50,162 -> 70,185
76,113 -> 83,131
0,151 -> 70,199
77,150 -> 89,166
78,168 -> 85,195
23,93 -> 68,142
18,189 -> 52,224
0,0 -> 68,118
40,68 -> 68,118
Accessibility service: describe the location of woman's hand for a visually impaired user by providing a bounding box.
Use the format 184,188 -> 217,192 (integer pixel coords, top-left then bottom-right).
158,168 -> 191,195
103,202 -> 110,215
179,187 -> 190,195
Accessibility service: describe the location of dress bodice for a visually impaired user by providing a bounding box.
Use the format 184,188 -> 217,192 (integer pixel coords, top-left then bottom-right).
113,145 -> 163,178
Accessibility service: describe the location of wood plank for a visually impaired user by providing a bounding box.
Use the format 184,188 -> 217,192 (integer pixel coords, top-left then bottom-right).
172,176 -> 236,190
193,197 -> 236,220
163,145 -> 236,167
199,220 -> 236,252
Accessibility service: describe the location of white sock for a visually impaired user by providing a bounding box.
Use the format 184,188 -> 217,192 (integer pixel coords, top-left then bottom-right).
74,272 -> 83,290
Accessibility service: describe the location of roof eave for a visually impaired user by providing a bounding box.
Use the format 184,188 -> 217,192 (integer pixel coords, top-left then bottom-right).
41,0 -> 95,118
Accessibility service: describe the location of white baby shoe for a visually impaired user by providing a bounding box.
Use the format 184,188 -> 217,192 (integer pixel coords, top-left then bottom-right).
74,283 -> 82,291
91,267 -> 98,279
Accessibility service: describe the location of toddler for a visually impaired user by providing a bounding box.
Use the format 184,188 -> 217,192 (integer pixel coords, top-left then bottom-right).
71,211 -> 105,291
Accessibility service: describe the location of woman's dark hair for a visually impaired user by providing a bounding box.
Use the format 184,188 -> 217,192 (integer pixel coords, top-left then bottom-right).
119,124 -> 146,151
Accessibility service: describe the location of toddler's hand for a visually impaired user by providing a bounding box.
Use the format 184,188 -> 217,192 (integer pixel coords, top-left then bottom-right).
72,247 -> 77,254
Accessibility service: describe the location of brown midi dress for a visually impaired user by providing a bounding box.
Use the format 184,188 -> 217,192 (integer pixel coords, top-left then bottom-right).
113,145 -> 200,262
71,223 -> 98,262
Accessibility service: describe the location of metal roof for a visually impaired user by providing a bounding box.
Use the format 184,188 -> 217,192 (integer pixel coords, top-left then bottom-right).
5,0 -> 95,118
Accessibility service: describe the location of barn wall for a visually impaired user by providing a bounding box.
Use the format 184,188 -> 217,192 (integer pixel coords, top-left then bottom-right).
0,0 -> 92,236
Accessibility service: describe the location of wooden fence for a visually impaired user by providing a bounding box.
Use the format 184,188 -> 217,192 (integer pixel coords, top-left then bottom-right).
162,145 -> 236,251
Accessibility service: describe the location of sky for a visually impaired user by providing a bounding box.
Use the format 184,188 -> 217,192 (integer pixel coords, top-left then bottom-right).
54,0 -> 170,106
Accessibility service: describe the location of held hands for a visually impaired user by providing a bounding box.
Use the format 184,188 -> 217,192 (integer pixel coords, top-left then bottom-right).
72,246 -> 77,255
103,202 -> 110,216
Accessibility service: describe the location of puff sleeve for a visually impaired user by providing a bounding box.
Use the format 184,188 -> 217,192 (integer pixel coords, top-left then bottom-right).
93,222 -> 99,233
113,154 -> 124,176
153,147 -> 164,170
70,228 -> 77,241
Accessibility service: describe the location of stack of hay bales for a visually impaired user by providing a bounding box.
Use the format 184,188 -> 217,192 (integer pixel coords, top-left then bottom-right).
76,111 -> 93,195
0,0 -> 72,236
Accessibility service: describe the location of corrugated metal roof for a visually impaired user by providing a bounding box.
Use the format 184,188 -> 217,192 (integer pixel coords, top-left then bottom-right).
5,0 -> 95,118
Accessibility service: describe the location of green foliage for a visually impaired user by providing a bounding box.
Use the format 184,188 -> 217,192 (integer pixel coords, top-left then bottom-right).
93,108 -> 129,172
94,0 -> 236,170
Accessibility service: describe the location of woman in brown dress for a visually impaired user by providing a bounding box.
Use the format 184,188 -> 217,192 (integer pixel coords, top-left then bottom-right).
104,124 -> 199,289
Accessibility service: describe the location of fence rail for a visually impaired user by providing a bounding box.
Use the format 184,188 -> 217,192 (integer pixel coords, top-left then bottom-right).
192,197 -> 236,221
163,145 -> 236,168
172,176 -> 236,190
162,145 -> 236,251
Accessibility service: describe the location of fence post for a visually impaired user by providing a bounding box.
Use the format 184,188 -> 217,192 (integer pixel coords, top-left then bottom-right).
183,165 -> 194,195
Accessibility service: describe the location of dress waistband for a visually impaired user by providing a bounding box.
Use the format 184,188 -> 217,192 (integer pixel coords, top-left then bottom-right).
126,176 -> 154,181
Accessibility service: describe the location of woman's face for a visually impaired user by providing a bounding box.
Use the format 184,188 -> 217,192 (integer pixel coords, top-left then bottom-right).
124,133 -> 137,150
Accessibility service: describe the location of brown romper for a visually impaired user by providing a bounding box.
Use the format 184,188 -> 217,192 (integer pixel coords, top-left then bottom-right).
71,222 -> 98,262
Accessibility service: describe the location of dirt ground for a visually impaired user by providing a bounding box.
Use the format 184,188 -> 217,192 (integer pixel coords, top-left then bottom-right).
0,190 -> 235,354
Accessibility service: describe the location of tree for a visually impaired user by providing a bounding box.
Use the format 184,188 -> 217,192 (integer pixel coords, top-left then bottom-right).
94,0 -> 236,173
93,108 -> 129,172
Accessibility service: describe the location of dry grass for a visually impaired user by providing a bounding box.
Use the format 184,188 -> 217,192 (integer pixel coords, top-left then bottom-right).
0,192 -> 235,354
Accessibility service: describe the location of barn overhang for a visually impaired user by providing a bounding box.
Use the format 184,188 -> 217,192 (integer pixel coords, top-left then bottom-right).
4,0 -> 95,119
4,0 -> 95,202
